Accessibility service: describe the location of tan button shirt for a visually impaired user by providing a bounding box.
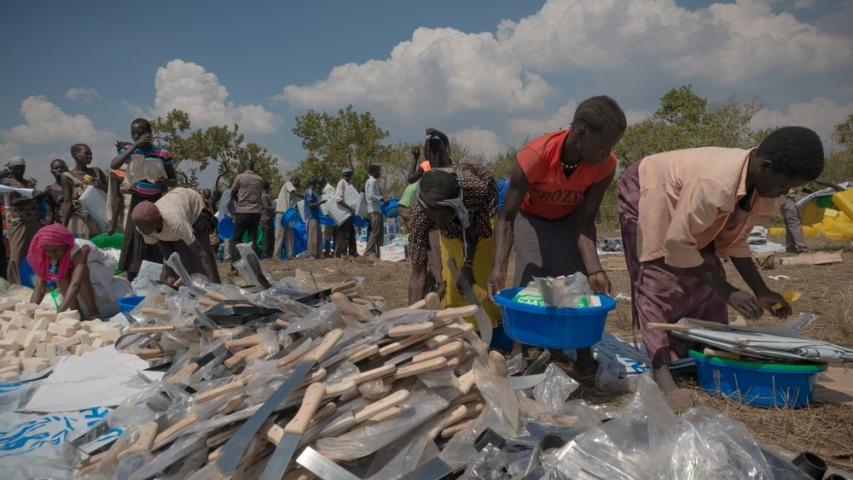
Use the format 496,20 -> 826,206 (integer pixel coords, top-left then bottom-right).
142,188 -> 205,245
637,147 -> 782,268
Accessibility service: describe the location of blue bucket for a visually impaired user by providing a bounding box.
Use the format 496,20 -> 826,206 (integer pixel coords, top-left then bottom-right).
689,350 -> 825,408
118,295 -> 145,315
494,287 -> 615,349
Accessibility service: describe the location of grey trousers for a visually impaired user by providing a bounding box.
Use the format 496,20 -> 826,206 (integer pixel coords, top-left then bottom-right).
780,195 -> 808,253
365,212 -> 384,257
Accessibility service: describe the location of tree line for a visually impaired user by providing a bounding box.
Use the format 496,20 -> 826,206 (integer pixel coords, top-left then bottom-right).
148,85 -> 852,202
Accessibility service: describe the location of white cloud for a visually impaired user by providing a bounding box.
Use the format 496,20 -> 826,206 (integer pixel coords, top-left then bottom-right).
4,96 -> 116,146
0,142 -> 20,162
508,101 -> 579,140
278,27 -> 552,117
154,59 -> 280,134
451,129 -> 507,161
280,0 -> 851,123
507,100 -> 651,140
750,97 -> 853,148
65,87 -> 101,102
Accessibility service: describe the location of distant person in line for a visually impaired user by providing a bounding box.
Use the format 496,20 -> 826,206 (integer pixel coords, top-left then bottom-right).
303,179 -> 324,259
617,126 -> 824,404
274,177 -> 301,260
320,179 -> 335,258
229,160 -> 269,260
489,96 -> 626,370
44,159 -> 69,225
131,188 -> 221,284
111,118 -> 177,281
28,224 -> 129,319
334,168 -> 358,258
780,192 -> 808,253
1,157 -> 40,284
62,143 -> 108,239
364,165 -> 384,258
260,189 -> 275,258
408,166 -> 501,330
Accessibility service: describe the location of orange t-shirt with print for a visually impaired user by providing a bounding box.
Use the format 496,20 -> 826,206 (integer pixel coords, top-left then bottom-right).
518,129 -> 616,220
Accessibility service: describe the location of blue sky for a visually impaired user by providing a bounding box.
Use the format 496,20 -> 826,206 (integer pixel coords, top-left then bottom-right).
2,0 -> 851,187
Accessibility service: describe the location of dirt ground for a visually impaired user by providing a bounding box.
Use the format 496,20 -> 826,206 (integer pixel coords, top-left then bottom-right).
248,243 -> 853,470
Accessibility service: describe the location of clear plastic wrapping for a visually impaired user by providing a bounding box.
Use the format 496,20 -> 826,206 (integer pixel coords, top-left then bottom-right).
533,363 -> 579,416
316,390 -> 449,461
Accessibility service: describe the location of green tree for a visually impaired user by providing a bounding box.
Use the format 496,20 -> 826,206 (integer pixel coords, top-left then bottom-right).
615,85 -> 763,168
292,105 -> 390,188
823,114 -> 853,183
151,109 -> 283,192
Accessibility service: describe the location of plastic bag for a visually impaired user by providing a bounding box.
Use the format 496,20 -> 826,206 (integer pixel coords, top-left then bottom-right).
506,353 -> 528,376
130,260 -> 163,297
549,376 -> 678,479
316,390 -> 449,461
533,272 -> 594,307
533,364 -> 579,415
666,407 -> 773,480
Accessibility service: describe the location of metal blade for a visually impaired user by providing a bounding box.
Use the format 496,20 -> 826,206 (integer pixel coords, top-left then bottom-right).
215,361 -> 313,475
447,259 -> 493,346
296,447 -> 361,480
400,455 -> 458,480
509,373 -> 546,390
259,433 -> 301,480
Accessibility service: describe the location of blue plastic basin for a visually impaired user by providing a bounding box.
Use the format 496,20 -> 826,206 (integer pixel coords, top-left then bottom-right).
689,349 -> 826,408
494,287 -> 615,349
118,295 -> 145,315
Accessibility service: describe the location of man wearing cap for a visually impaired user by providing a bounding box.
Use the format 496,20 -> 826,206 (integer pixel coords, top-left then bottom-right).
335,168 -> 358,258
131,187 -> 220,284
0,157 -> 40,283
229,161 -> 269,259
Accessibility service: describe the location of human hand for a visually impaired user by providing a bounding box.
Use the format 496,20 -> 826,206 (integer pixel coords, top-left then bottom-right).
461,264 -> 475,285
727,290 -> 763,320
135,133 -> 153,147
758,290 -> 791,318
588,271 -> 612,296
411,146 -> 420,159
435,281 -> 447,300
487,268 -> 507,300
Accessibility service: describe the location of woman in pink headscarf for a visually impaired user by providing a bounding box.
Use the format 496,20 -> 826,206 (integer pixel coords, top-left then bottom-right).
28,224 -> 130,318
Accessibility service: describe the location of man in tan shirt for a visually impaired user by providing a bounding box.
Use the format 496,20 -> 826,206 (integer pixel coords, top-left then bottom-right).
132,187 -> 221,284
617,126 -> 824,400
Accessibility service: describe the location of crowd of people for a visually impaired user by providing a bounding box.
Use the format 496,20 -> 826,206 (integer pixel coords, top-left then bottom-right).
1,96 -> 829,400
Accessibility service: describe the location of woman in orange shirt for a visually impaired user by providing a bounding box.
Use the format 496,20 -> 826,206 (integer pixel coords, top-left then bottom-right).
488,96 -> 626,374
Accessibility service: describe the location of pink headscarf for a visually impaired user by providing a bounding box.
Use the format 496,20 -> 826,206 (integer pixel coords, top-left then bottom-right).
27,224 -> 76,282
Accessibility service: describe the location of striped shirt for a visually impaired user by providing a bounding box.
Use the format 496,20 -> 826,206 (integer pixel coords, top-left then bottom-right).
116,145 -> 173,196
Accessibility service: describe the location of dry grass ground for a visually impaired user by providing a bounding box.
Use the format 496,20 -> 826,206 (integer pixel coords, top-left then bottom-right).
251,242 -> 853,469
